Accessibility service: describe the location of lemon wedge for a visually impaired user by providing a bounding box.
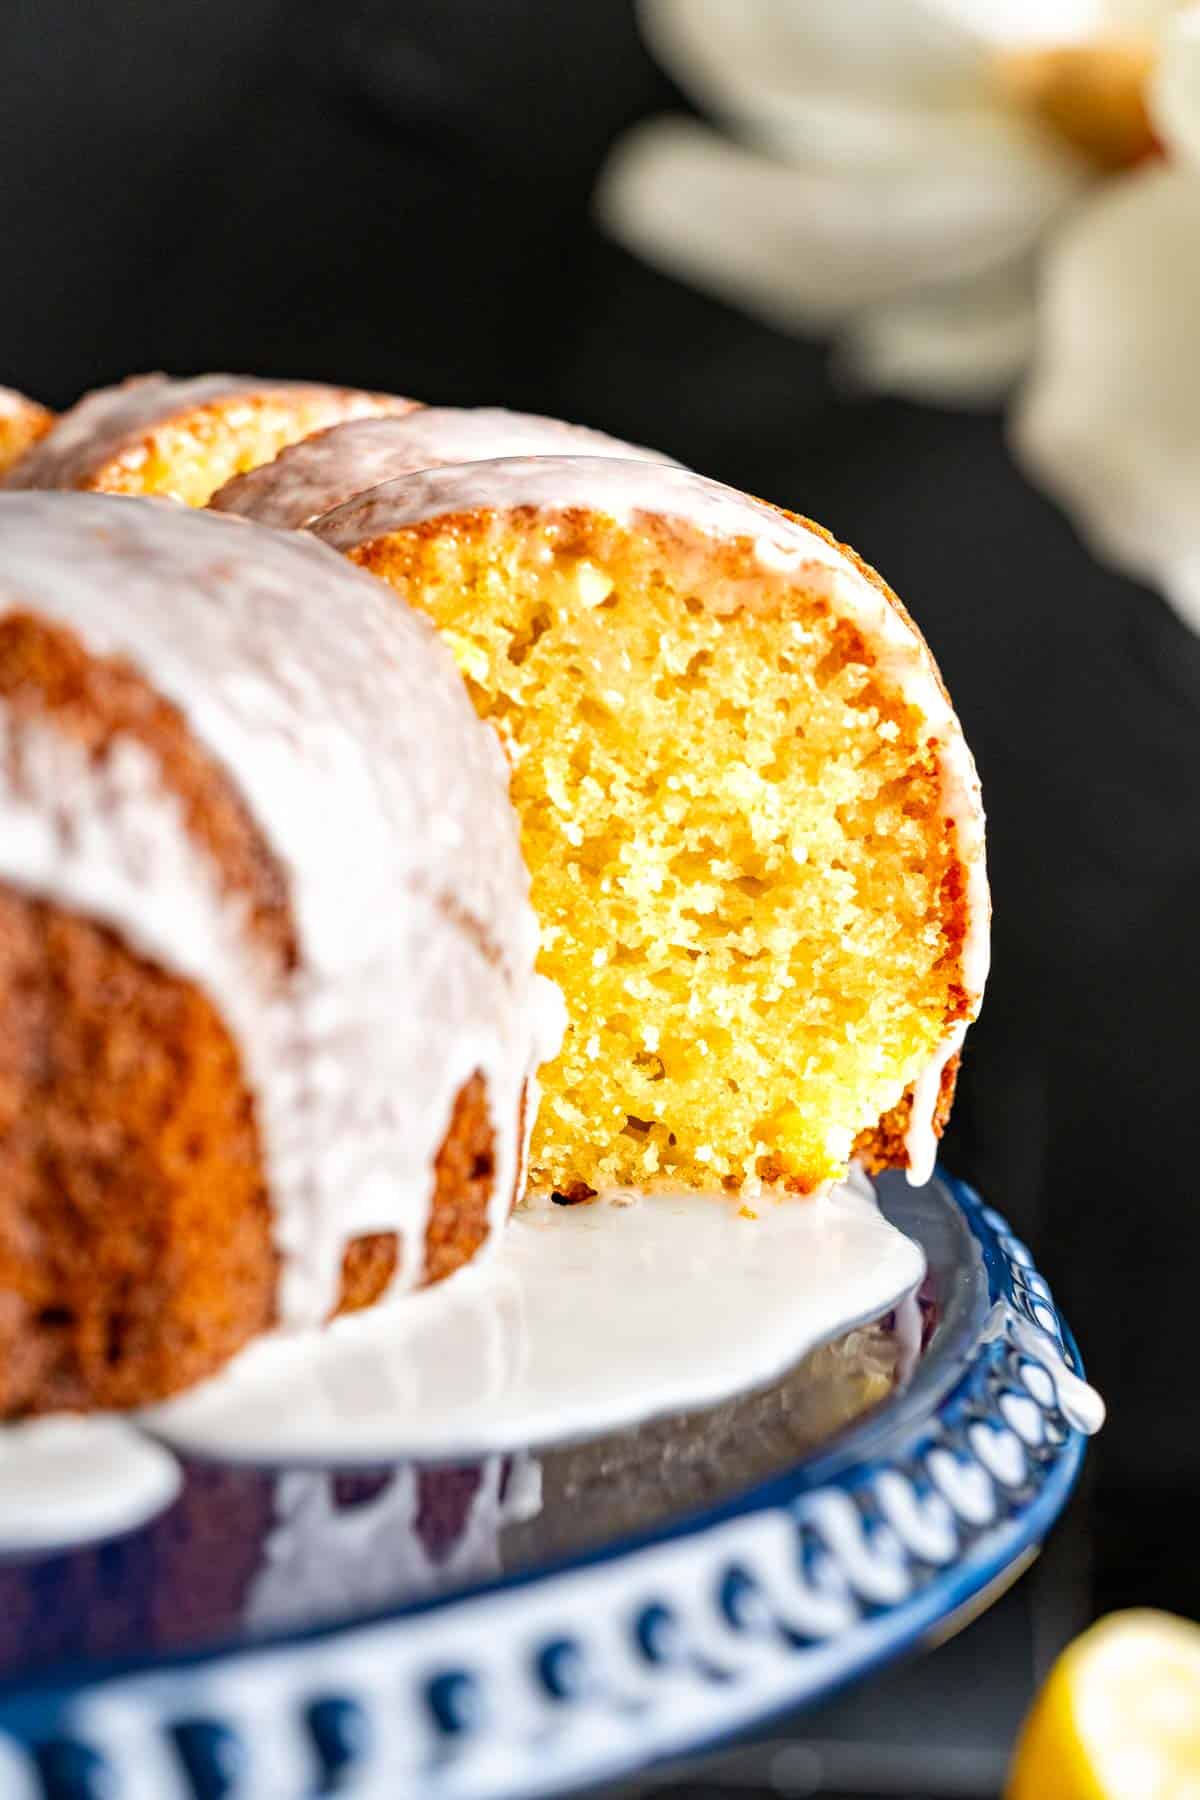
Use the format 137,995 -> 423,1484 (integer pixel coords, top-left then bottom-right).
1008,1610 -> 1200,1799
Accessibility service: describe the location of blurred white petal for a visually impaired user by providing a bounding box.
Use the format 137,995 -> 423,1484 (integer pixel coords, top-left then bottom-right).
1101,0 -> 1191,31
637,0 -> 1143,121
1014,163 -> 1200,630
597,114 -> 1083,324
839,270 -> 1037,404
735,91 -> 993,165
1151,3 -> 1200,163
740,91 -> 1016,165
638,0 -> 988,119
752,89 -> 1091,185
924,0 -> 1129,46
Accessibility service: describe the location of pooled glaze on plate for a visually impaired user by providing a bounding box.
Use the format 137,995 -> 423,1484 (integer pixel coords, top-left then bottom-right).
143,1171 -> 924,1464
0,1174 -> 923,1552
0,1417 -> 181,1552
0,1317 -> 909,1680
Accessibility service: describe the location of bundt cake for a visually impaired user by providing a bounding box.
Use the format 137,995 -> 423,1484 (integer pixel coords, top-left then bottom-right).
0,492 -> 557,1416
311,457 -> 988,1199
0,387 -> 53,478
209,405 -> 675,531
2,374 -> 418,507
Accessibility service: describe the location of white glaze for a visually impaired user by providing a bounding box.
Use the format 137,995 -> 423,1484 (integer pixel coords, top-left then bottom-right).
0,493 -> 558,1324
314,455 -> 990,1180
1008,1313 -> 1107,1436
2,373 -> 410,493
143,1173 -> 925,1461
211,407 -> 677,531
0,1417 -> 181,1551
902,1021 -> 967,1186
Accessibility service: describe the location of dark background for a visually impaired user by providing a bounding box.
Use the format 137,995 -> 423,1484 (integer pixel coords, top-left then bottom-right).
3,2 -> 1198,1792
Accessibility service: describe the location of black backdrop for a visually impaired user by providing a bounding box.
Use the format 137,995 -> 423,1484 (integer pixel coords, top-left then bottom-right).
4,0 -> 1200,1489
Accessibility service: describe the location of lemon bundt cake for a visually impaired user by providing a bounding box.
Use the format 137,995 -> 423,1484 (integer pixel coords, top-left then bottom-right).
2,374 -> 418,507
312,457 -> 988,1199
0,388 -> 53,478
209,406 -> 675,532
0,493 -> 557,1416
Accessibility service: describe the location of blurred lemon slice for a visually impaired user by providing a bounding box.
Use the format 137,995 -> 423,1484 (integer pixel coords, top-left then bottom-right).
1008,1610 -> 1200,1799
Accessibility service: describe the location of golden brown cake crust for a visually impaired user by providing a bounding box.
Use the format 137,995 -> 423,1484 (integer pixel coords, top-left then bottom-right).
0,614 -> 293,1412
0,615 -> 508,1415
338,1070 -> 505,1307
0,611 -> 290,1414
852,1057 -> 960,1175
0,892 -> 279,1415
778,505 -> 975,1174
0,388 -> 53,480
0,894 -> 505,1417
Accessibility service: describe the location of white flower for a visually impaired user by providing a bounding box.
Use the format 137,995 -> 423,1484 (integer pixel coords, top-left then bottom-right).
1013,8 -> 1200,630
597,0 -> 1178,404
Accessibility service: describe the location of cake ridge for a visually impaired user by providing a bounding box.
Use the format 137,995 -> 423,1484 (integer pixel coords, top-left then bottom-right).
0,492 -> 557,1334
210,405 -> 677,532
2,373 -> 417,504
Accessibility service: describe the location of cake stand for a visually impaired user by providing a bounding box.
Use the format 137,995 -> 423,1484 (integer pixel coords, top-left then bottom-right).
0,1172 -> 1098,1799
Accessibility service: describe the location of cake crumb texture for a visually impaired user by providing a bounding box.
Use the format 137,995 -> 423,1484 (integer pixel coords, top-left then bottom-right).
353,505 -> 970,1196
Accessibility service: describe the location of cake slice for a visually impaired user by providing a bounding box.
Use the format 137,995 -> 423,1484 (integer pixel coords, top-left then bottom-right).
0,493 -> 555,1414
3,374 -> 418,506
312,457 -> 988,1199
209,405 -> 675,530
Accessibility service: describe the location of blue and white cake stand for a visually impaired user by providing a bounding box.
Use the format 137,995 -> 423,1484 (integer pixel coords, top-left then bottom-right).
0,1171 -> 1099,1799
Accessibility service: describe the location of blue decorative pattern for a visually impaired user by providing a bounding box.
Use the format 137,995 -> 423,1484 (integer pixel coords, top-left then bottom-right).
0,1175 -> 1097,1799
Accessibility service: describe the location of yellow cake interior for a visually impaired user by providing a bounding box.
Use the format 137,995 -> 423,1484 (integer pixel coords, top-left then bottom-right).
354,511 -> 962,1196
96,396 -> 379,507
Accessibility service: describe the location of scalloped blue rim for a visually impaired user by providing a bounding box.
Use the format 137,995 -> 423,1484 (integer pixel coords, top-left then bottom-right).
0,1170 -> 1093,1799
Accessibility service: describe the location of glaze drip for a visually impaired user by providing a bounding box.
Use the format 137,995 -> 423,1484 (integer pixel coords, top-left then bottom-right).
211,405 -> 676,531
0,493 -> 557,1323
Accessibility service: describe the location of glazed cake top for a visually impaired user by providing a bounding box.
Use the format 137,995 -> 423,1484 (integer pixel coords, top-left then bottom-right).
209,405 -> 677,531
0,492 -> 558,1321
3,374 -> 411,492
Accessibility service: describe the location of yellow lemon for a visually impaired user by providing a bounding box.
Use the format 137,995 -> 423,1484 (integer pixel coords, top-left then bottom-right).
1008,1610 -> 1200,1799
